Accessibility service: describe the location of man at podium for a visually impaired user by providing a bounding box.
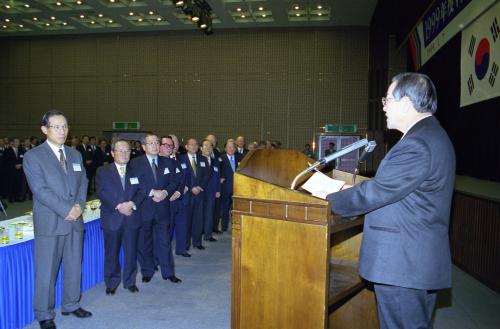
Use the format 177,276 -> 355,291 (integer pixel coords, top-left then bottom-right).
327,73 -> 455,329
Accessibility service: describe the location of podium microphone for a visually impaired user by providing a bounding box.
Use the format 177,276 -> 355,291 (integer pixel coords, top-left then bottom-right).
291,139 -> 371,189
352,140 -> 377,185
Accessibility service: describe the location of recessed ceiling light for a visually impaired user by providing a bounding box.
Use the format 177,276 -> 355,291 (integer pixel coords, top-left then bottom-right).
33,17 -> 38,21
80,14 -> 85,18
5,5 -> 10,9
90,21 -> 95,24
108,19 -> 113,23
132,0 -> 136,2
98,14 -> 103,17
149,11 -> 154,15
241,15 -> 245,18
236,8 -> 241,12
19,24 -> 24,28
258,7 -> 263,11
24,4 -> 30,8
50,16 -> 56,20
45,23 -> 50,26
56,2 -> 61,6
156,17 -> 161,21
76,0 -> 82,4
138,18 -> 143,22
262,14 -> 266,18
318,13 -> 322,16
2,25 -> 7,28
296,13 -> 300,16
317,5 -> 322,9
110,0 -> 115,2
5,18 -> 10,22
294,5 -> 300,10
129,12 -> 134,16
63,22 -> 67,25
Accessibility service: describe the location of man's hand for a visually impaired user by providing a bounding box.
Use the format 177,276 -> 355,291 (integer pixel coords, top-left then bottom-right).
15,164 -> 22,170
183,186 -> 189,194
85,160 -> 92,166
65,204 -> 83,221
169,191 -> 181,201
220,178 -> 225,184
152,189 -> 167,202
116,202 -> 133,216
192,186 -> 201,195
215,192 -> 221,198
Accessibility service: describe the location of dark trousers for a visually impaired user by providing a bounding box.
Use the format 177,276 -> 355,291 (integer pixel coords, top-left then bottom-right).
212,197 -> 221,232
103,227 -> 139,289
138,216 -> 175,278
174,202 -> 190,254
190,193 -> 205,247
220,191 -> 233,231
203,194 -> 216,240
34,230 -> 83,321
374,283 -> 437,329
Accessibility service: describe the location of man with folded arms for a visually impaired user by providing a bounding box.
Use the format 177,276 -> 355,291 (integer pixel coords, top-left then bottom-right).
96,140 -> 146,295
24,110 -> 91,329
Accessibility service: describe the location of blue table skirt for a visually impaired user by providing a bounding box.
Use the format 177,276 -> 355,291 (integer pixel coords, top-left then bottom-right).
0,219 -> 104,329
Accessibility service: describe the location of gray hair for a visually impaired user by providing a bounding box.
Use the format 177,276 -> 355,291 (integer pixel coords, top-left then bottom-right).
391,72 -> 437,114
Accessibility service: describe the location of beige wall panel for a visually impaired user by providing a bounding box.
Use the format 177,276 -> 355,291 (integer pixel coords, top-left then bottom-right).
9,83 -> 32,125
156,79 -> 184,125
73,38 -> 98,77
157,33 -> 190,76
52,39 -> 75,77
73,82 -> 97,126
52,81 -> 74,116
315,79 -> 342,125
342,79 -> 368,128
289,79 -> 316,125
95,36 -> 119,76
286,30 -> 318,74
116,77 -> 157,126
116,35 -> 158,76
342,28 -> 369,79
7,41 -> 31,77
29,40 -> 52,77
30,83 -> 52,122
314,30 -> 344,74
96,79 -> 117,126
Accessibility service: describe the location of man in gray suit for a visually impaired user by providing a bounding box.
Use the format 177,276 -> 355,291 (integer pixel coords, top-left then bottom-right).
327,73 -> 455,329
24,110 -> 92,329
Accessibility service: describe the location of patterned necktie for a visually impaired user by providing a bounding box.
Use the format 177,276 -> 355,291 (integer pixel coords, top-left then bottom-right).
119,166 -> 126,189
191,155 -> 197,176
230,156 -> 235,172
151,158 -> 158,183
59,149 -> 67,174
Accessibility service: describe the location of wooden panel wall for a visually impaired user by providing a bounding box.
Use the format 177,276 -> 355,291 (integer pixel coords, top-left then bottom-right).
0,27 -> 369,149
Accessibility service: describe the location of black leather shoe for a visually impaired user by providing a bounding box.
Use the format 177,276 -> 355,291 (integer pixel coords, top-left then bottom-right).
61,307 -> 92,318
127,285 -> 139,292
105,287 -> 116,295
213,230 -> 222,234
206,237 -> 217,242
142,276 -> 152,283
176,251 -> 191,257
163,275 -> 182,283
195,245 -> 205,250
39,319 -> 56,329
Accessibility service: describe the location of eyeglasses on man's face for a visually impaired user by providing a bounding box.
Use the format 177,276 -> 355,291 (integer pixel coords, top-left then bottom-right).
47,125 -> 69,131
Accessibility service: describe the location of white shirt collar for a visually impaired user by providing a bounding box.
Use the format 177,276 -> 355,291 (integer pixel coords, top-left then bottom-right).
114,162 -> 127,174
46,140 -> 66,159
146,154 -> 158,165
402,114 -> 432,139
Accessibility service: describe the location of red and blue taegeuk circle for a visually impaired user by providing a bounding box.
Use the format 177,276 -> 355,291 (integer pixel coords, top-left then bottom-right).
475,38 -> 490,80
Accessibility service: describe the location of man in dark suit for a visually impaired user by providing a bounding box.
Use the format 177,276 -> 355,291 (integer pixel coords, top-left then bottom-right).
77,135 -> 95,193
219,140 -> 243,232
235,135 -> 248,156
96,140 -> 146,295
200,139 -> 221,242
0,138 -> 7,200
327,73 -> 456,329
179,138 -> 210,250
129,133 -> 182,283
23,110 -> 92,329
206,134 -> 223,234
4,138 -> 27,202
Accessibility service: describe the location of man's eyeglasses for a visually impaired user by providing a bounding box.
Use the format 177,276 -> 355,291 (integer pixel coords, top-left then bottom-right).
161,143 -> 174,148
47,125 -> 69,131
144,141 -> 160,146
381,97 -> 395,107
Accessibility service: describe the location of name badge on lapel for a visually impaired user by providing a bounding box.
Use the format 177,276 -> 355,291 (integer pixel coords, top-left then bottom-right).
214,167 -> 219,172
218,157 -> 222,162
72,163 -> 82,171
175,168 -> 180,173
130,177 -> 139,185
164,168 -> 170,175
200,161 -> 206,167
20,154 -> 24,158
181,163 -> 187,169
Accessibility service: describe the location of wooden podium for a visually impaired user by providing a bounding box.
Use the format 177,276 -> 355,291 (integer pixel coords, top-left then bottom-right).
231,149 -> 378,329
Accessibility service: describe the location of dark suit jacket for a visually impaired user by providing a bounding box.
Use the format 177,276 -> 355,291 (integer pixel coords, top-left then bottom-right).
205,156 -> 221,197
23,142 -> 88,235
327,116 -> 456,290
179,153 -> 210,193
129,154 -> 179,222
220,152 -> 243,195
96,164 -> 146,231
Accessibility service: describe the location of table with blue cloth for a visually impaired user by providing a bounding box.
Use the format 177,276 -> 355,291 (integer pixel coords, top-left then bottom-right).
0,216 -> 104,329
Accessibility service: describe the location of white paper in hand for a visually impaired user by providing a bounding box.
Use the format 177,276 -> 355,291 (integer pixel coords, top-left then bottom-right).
301,171 -> 345,199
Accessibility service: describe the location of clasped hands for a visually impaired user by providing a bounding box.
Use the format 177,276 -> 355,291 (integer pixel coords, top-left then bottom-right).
151,189 -> 167,202
116,201 -> 135,216
65,204 -> 83,221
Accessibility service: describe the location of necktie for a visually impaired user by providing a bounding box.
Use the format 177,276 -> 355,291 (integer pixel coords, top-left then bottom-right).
207,156 -> 211,166
191,155 -> 197,176
59,149 -> 67,174
119,166 -> 126,189
230,156 -> 235,172
151,158 -> 158,183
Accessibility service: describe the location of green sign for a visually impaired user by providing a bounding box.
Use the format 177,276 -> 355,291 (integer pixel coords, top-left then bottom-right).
112,122 -> 140,130
323,124 -> 357,133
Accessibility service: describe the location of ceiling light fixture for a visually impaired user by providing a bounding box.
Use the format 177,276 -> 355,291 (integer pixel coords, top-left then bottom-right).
63,22 -> 67,25
51,16 -> 56,20
90,21 -> 95,24
76,0 -> 82,4
171,0 -> 213,35
45,23 -> 50,26
2,25 -> 7,28
318,13 -> 322,16
317,5 -> 322,9
110,0 -> 115,2
258,7 -> 263,11
56,2 -> 62,6
149,11 -> 154,15
33,17 -> 38,21
175,0 -> 184,7
24,4 -> 30,8
80,14 -> 84,18
5,5 -> 10,9
236,8 -> 241,12
5,18 -> 10,22
138,18 -> 143,22
156,17 -> 161,21
294,5 -> 299,10
98,13 -> 103,17
19,24 -> 23,28
296,13 -> 300,16
129,12 -> 134,15
108,19 -> 113,23
241,15 -> 245,18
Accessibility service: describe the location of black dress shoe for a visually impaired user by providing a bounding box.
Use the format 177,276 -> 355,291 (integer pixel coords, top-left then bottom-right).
213,230 -> 222,234
176,251 -> 191,257
163,275 -> 182,283
61,307 -> 92,318
195,245 -> 205,250
39,319 -> 56,329
205,237 -> 217,242
105,287 -> 116,295
142,276 -> 152,283
127,285 -> 139,292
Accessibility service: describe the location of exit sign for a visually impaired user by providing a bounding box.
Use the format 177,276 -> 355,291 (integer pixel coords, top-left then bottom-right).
112,122 -> 140,130
323,124 -> 357,133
